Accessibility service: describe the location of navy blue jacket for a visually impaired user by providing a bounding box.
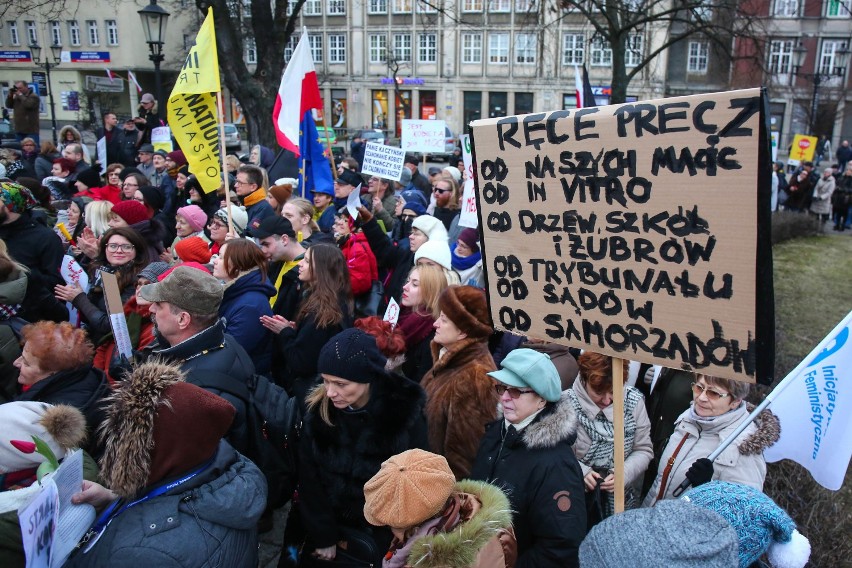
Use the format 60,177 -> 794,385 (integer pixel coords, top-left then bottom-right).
220,269 -> 275,375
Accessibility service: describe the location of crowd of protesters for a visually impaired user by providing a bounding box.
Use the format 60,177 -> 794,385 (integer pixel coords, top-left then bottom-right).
0,101 -> 811,568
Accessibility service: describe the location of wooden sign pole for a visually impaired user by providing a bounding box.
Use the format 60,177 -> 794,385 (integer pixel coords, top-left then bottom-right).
612,356 -> 625,514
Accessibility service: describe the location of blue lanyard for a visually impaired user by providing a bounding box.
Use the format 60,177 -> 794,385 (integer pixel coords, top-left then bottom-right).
90,457 -> 214,534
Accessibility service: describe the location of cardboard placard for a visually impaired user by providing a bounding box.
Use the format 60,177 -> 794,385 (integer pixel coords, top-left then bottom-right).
401,119 -> 446,153
470,88 -> 774,383
101,271 -> 133,359
458,134 -> 478,229
361,142 -> 406,181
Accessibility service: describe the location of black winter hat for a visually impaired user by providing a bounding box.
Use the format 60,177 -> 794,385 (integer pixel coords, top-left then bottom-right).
318,328 -> 388,383
337,168 -> 363,188
76,167 -> 102,189
139,185 -> 166,211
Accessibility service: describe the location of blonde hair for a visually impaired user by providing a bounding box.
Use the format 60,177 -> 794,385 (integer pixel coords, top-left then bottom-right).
224,154 -> 241,173
408,264 -> 449,318
306,383 -> 334,426
84,201 -> 113,237
286,197 -> 320,234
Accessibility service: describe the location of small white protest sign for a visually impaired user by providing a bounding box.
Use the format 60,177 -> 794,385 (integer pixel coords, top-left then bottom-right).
362,143 -> 406,181
401,119 -> 446,153
383,297 -> 401,328
458,134 -> 478,228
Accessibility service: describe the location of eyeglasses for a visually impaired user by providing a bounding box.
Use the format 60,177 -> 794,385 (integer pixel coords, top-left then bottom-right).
208,220 -> 227,229
234,179 -> 253,186
107,243 -> 135,252
494,384 -> 536,399
433,187 -> 451,194
691,382 -> 730,401
121,182 -> 138,188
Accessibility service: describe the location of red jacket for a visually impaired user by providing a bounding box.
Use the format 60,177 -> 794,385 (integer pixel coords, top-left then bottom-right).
340,232 -> 378,297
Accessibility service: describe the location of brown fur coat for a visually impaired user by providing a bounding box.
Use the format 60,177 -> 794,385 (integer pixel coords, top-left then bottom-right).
421,338 -> 498,479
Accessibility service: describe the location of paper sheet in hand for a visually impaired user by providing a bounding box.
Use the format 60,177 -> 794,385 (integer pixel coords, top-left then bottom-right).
96,137 -> 107,175
101,271 -> 133,358
347,184 -> 362,220
48,450 -> 96,567
61,255 -> 89,327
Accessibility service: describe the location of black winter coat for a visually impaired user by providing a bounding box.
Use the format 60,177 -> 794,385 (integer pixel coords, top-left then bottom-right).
146,320 -> 254,456
470,392 -> 587,568
361,216 -> 413,315
299,371 -> 428,550
16,365 -> 110,459
0,212 -> 68,322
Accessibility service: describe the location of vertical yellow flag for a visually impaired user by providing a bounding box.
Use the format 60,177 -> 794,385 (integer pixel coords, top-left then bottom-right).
167,8 -> 222,193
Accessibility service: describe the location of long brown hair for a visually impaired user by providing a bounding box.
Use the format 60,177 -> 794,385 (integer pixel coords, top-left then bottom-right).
91,227 -> 148,291
222,238 -> 268,280
296,243 -> 352,328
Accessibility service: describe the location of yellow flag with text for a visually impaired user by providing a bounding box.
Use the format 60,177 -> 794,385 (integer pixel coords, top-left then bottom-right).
167,8 -> 221,193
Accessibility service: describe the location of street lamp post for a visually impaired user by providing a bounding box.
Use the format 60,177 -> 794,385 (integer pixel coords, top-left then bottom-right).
792,42 -> 849,134
28,42 -> 61,145
138,0 -> 171,107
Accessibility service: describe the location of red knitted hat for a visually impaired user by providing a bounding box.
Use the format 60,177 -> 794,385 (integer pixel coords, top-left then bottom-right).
112,200 -> 150,225
174,236 -> 212,264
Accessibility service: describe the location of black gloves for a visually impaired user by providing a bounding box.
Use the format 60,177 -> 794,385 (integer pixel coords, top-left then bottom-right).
684,458 -> 715,487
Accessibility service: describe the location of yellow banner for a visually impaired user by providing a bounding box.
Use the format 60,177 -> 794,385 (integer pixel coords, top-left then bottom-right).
174,8 -> 220,94
789,134 -> 818,163
167,8 -> 221,193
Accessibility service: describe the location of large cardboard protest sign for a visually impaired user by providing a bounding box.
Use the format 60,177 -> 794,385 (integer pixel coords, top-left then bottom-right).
470,88 -> 774,383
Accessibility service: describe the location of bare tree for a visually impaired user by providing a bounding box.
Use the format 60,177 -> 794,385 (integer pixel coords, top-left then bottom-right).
560,0 -> 767,104
196,0 -> 307,148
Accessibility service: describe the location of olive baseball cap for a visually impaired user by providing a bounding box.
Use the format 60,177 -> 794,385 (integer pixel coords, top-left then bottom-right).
138,265 -> 223,314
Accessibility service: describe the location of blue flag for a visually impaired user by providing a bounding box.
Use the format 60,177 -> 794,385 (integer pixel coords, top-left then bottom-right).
298,112 -> 334,198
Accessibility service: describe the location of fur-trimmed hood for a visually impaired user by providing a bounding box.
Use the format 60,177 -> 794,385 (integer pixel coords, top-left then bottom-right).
97,360 -> 185,498
407,480 -> 515,568
738,402 -> 780,455
521,390 -> 580,450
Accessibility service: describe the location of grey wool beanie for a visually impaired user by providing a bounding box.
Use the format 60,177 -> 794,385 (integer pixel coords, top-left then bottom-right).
579,499 -> 739,568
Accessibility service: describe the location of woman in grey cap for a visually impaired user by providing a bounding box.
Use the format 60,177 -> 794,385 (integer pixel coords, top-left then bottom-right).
470,347 -> 587,567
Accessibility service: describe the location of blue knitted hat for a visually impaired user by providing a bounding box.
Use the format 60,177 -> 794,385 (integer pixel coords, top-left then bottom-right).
683,481 -> 810,568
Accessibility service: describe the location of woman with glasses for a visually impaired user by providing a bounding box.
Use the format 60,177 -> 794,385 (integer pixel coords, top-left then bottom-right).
642,374 -> 779,507
420,285 -> 497,479
54,227 -> 148,344
471,348 -> 587,567
569,352 -> 652,523
118,171 -> 148,201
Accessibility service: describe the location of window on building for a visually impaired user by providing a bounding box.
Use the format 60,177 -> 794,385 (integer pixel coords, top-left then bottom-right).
625,33 -> 643,67
370,34 -> 387,63
768,39 -> 794,73
393,34 -> 412,62
772,0 -> 799,16
329,34 -> 346,63
245,37 -> 257,64
50,21 -> 62,46
25,21 -> 37,46
393,0 -> 413,12
417,0 -> 438,13
826,0 -> 851,16
488,33 -> 509,64
687,40 -> 709,73
515,92 -> 534,114
462,33 -> 482,63
562,33 -> 584,65
489,0 -> 511,12
283,35 -> 298,64
68,21 -> 81,46
515,33 -> 536,64
463,0 -> 484,12
328,0 -> 346,14
106,20 -> 118,46
590,36 -> 611,66
87,20 -> 99,46
309,34 -> 323,63
562,92 -> 578,109
418,33 -> 437,63
819,40 -> 848,74
515,0 -> 536,12
304,0 -> 322,15
463,91 -> 482,133
8,21 -> 19,46
489,91 -> 508,117
369,0 -> 388,13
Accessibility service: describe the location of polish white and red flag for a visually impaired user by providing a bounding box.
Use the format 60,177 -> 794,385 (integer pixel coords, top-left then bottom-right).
127,70 -> 142,93
272,28 -> 322,156
105,68 -> 115,83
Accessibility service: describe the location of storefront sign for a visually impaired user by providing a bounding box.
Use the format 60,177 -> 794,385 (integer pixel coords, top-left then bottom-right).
380,77 -> 425,85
